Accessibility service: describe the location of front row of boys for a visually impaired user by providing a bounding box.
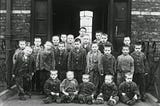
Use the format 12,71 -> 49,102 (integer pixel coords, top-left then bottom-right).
43,70 -> 139,106
12,38 -> 146,105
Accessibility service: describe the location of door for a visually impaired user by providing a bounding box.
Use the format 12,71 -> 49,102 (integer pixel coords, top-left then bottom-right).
112,0 -> 131,53
31,0 -> 53,44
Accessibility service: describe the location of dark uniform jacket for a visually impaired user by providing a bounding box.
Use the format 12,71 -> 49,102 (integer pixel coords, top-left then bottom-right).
44,77 -> 61,95
82,43 -> 91,53
119,81 -> 139,99
78,82 -> 96,95
102,54 -> 116,75
68,48 -> 86,71
55,49 -> 68,71
37,49 -> 55,71
100,82 -> 118,101
12,53 -> 35,76
131,51 -> 146,73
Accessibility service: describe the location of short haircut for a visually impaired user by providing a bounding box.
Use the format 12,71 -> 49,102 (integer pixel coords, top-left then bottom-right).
105,74 -> 113,79
124,36 -> 130,40
52,35 -> 59,39
102,33 -> 108,37
95,31 -> 102,34
92,41 -> 98,46
80,27 -> 87,32
122,45 -> 130,50
67,34 -> 74,38
19,40 -> 26,43
50,70 -> 58,74
74,38 -> 81,43
45,41 -> 52,45
66,71 -> 74,75
59,42 -> 65,45
34,37 -> 41,40
125,72 -> 133,78
82,74 -> 90,78
104,44 -> 112,48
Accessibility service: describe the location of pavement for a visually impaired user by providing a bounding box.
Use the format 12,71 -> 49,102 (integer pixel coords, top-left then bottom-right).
1,94 -> 159,106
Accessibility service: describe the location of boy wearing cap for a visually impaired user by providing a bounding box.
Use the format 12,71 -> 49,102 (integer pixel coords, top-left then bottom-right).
43,70 -> 61,104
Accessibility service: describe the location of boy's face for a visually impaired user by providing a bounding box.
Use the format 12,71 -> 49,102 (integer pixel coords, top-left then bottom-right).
19,41 -> 26,49
67,35 -> 74,43
61,34 -> 67,42
34,39 -> 41,46
95,33 -> 102,40
101,35 -> 108,43
122,47 -> 129,55
74,41 -> 81,49
82,76 -> 90,83
58,43 -> 65,51
79,28 -> 86,36
83,36 -> 89,44
50,72 -> 58,79
135,45 -> 142,52
125,76 -> 133,82
67,72 -> 74,80
104,47 -> 111,55
52,37 -> 59,46
105,76 -> 112,84
92,44 -> 98,52
123,37 -> 131,45
24,47 -> 32,56
44,42 -> 52,50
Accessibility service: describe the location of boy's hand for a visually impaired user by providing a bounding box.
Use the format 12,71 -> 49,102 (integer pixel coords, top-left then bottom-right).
64,92 -> 69,96
122,93 -> 126,96
74,91 -> 78,95
12,74 -> 15,78
133,94 -> 138,100
56,93 -> 59,96
51,92 -> 55,95
100,74 -> 104,76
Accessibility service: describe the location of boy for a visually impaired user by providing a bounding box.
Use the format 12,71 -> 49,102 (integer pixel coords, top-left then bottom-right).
31,37 -> 43,92
68,38 -> 86,83
52,35 -> 60,52
86,42 -> 103,96
82,34 -> 91,53
66,34 -> 74,53
55,42 -> 68,81
78,74 -> 96,104
13,40 -> 26,64
43,70 -> 61,104
131,42 -> 147,100
12,46 -> 35,100
76,27 -> 87,44
60,71 -> 78,103
99,33 -> 113,54
93,31 -> 102,44
60,34 -> 67,45
119,72 -> 140,105
95,75 -> 119,106
117,46 -> 134,85
102,45 -> 116,76
36,41 -> 55,93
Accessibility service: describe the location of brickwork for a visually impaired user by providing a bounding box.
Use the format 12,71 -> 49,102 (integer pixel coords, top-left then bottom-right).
131,0 -> 160,41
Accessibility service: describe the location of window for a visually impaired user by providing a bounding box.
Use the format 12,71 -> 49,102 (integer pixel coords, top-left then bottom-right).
80,11 -> 93,41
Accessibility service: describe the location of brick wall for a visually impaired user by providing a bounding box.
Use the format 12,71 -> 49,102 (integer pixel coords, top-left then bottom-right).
131,0 -> 160,41
0,0 -> 6,38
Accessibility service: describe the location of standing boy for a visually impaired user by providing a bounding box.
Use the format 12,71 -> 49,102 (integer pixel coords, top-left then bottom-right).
12,46 -> 35,100
93,31 -> 102,44
13,40 -> 26,64
119,72 -> 140,105
37,41 -> 55,93
131,43 -> 147,100
66,34 -> 74,53
55,42 -> 68,81
60,71 -> 79,103
68,38 -> 86,83
117,46 -> 134,85
78,74 -> 96,104
52,36 -> 60,52
86,42 -> 103,96
43,70 -> 61,104
82,34 -> 91,53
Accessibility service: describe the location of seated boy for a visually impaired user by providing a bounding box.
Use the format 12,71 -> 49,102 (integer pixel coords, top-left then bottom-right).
119,72 -> 140,105
95,75 -> 119,106
78,74 -> 96,104
60,71 -> 78,103
43,70 -> 61,104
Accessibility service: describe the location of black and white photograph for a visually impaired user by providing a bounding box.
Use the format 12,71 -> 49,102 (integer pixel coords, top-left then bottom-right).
0,0 -> 160,106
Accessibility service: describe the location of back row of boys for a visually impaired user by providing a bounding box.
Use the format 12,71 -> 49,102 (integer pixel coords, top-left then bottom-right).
12,27 -> 147,105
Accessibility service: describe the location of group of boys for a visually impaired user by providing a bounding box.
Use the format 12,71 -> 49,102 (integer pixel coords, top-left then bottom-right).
12,27 -> 147,105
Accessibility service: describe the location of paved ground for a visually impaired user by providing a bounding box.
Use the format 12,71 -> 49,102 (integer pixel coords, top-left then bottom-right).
1,94 -> 158,106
